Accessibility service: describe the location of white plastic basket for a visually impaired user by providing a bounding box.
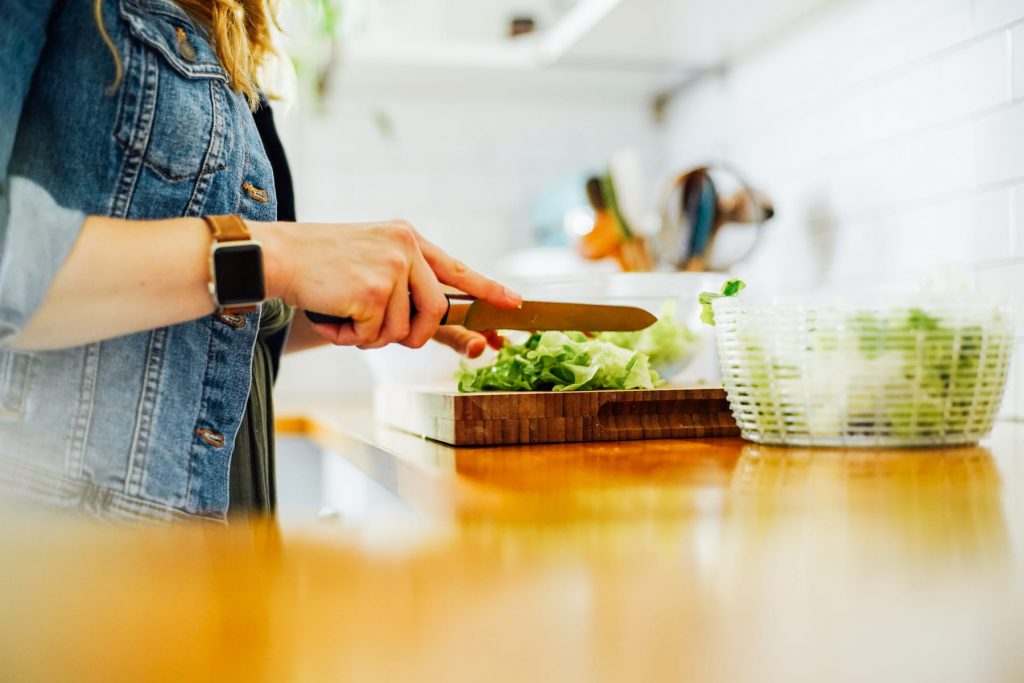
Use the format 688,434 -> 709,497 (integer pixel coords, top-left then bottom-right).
712,296 -> 1014,447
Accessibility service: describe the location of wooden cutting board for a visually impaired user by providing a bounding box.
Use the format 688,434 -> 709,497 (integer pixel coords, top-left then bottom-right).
376,386 -> 739,446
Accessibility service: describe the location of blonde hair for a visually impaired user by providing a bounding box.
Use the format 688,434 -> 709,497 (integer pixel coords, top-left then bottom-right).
95,0 -> 277,109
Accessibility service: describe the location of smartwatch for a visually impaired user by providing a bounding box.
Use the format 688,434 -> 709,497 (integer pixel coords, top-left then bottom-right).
203,215 -> 266,315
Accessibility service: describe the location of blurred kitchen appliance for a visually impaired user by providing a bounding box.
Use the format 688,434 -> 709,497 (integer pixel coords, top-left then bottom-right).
658,165 -> 773,271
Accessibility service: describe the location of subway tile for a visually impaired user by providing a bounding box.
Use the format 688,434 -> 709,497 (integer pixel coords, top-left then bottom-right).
808,187 -> 1010,285
974,261 -> 1024,330
975,100 -> 1024,186
823,118 -> 978,218
888,188 -> 1011,270
935,32 -> 1013,115
738,31 -> 1009,181
727,0 -> 973,133
1013,183 -> 1024,255
973,0 -> 1024,34
1014,24 -> 1024,98
824,32 -> 1007,164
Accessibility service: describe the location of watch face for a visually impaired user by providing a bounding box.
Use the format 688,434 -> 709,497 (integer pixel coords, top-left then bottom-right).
213,243 -> 266,306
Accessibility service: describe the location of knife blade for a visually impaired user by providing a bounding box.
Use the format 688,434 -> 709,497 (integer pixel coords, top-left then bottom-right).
305,297 -> 656,332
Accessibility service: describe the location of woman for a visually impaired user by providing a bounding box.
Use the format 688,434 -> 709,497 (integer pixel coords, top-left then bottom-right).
0,0 -> 519,521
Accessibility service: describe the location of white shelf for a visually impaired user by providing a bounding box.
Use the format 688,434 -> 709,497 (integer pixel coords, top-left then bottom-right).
537,0 -> 626,65
542,0 -> 838,70
337,0 -> 839,94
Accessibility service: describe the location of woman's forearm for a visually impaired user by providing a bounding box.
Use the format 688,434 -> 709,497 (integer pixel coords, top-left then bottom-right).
10,215 -> 222,350
10,215 -> 518,353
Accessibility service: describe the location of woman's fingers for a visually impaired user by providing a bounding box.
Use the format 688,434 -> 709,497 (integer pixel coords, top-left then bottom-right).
482,330 -> 505,350
309,320 -> 366,346
359,271 -> 410,350
403,252 -> 447,349
415,234 -> 522,309
433,326 -> 488,358
347,279 -> 391,345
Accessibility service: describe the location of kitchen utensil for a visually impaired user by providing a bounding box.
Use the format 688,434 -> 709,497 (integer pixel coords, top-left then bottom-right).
683,170 -> 718,268
658,165 -> 773,271
306,296 -> 657,332
712,294 -> 1014,447
578,171 -> 653,273
376,385 -> 738,446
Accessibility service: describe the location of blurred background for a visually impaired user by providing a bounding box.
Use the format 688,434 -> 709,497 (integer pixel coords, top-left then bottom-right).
269,0 -> 1024,423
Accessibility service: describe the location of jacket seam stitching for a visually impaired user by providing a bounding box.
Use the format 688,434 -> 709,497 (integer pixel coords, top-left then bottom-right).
109,43 -> 156,218
184,80 -> 223,215
125,328 -> 168,499
65,343 -> 101,477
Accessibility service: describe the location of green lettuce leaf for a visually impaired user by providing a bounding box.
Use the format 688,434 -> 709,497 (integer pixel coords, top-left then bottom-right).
457,331 -> 663,393
594,301 -> 696,369
699,279 -> 746,326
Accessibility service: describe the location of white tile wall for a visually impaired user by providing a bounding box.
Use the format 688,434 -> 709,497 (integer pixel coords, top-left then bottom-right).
1013,184 -> 1024,254
664,0 -> 1024,419
974,0 -> 1024,34
1015,24 -> 1024,97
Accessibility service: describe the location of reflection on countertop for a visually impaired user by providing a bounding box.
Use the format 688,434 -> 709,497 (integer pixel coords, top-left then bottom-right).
2,403 -> 1023,681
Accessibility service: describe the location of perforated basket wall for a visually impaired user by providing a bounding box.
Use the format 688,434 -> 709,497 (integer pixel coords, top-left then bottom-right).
712,299 -> 1014,447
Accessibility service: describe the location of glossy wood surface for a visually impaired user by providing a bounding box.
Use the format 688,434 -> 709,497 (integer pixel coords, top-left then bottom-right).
3,403 -> 1024,682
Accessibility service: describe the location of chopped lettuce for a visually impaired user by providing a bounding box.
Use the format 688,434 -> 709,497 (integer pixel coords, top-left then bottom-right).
594,301 -> 696,370
699,279 -> 746,326
457,331 -> 663,393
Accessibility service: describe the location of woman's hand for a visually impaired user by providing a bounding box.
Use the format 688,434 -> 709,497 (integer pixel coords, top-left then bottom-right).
432,327 -> 505,358
254,219 -> 520,350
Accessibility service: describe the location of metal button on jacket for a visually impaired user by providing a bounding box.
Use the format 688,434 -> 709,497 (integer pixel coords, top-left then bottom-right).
176,27 -> 196,62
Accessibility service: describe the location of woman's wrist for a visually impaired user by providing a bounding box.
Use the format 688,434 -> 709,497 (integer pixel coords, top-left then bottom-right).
248,221 -> 292,302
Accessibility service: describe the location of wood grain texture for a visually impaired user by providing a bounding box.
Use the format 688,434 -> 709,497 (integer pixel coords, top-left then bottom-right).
378,386 -> 739,446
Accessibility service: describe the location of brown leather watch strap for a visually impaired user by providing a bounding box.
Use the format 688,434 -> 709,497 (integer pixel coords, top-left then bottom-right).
204,214 -> 251,242
203,215 -> 261,316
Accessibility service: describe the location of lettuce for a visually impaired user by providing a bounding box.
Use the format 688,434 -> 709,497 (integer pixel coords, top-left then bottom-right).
457,331 -> 663,393
594,301 -> 696,370
699,279 -> 746,326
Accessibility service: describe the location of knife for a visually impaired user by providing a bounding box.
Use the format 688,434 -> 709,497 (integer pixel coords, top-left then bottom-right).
305,296 -> 656,332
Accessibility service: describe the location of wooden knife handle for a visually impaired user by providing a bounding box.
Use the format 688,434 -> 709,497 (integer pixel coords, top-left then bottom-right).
305,296 -> 456,326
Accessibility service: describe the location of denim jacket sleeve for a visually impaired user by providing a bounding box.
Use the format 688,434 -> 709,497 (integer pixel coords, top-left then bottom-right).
0,1 -> 87,345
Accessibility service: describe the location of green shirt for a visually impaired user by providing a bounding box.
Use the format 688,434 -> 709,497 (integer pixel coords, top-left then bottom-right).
228,299 -> 294,518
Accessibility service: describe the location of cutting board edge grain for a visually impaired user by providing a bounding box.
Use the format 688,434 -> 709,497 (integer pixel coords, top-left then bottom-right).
375,386 -> 740,447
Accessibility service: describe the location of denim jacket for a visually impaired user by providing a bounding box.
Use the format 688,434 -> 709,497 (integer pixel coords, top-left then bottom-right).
0,0 -> 278,521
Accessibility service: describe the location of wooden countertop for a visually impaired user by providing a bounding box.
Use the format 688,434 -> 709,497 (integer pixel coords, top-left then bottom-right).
3,401 -> 1024,681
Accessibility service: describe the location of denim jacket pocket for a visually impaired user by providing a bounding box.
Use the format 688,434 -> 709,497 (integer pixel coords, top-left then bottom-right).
0,350 -> 33,418
114,0 -> 229,182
